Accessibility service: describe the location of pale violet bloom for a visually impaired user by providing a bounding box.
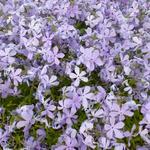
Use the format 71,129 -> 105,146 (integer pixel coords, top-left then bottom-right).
77,86 -> 94,110
0,47 -> 16,64
55,136 -> 78,150
16,105 -> 35,129
104,117 -> 124,139
95,86 -> 106,102
57,24 -> 77,39
69,66 -> 88,87
63,109 -> 78,125
86,14 -> 103,28
39,66 -> 59,88
114,143 -> 126,150
110,103 -> 134,120
98,137 -> 111,149
50,46 -> 65,65
41,99 -> 56,119
91,109 -> 104,118
9,68 -> 22,86
120,54 -> 131,75
79,47 -> 104,71
79,120 -> 93,135
28,17 -> 43,35
83,135 -> 96,149
64,92 -> 81,113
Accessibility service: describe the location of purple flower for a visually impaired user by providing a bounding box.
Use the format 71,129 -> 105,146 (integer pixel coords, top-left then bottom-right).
110,103 -> 133,120
63,109 -> 78,126
79,47 -> 104,71
95,86 -> 106,102
42,32 -> 53,48
0,79 -> 13,98
10,68 -> 22,86
91,109 -> 104,118
39,66 -> 59,88
41,99 -> 56,119
0,47 -> 16,64
50,46 -> 65,65
104,117 -> 124,139
98,137 -> 110,149
64,92 -> 81,112
83,135 -> 96,149
55,136 -> 78,150
77,86 -> 94,109
16,105 -> 35,129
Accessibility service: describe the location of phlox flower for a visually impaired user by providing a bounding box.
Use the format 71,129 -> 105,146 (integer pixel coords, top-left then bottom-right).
104,117 -> 124,139
69,66 -> 88,87
16,105 -> 35,129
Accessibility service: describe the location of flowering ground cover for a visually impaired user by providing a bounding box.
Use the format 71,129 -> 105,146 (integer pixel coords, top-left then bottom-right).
0,0 -> 150,149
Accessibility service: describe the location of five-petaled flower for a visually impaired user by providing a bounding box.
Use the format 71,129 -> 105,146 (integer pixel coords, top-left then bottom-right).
69,66 -> 88,87
104,117 -> 124,139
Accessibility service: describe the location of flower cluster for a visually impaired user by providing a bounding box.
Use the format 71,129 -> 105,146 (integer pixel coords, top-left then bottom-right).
0,0 -> 150,149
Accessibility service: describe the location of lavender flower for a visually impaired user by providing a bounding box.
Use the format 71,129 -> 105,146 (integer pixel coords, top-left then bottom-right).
104,117 -> 124,139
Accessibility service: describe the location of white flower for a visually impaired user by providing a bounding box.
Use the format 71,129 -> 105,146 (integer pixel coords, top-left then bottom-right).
69,66 -> 88,87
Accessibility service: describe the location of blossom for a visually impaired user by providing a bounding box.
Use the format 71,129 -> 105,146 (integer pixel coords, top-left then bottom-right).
16,105 -> 35,129
41,99 -> 56,119
0,0 -> 149,149
42,32 -> 53,48
0,79 -> 13,98
9,68 -> 22,86
79,120 -> 93,135
0,47 -> 16,64
91,109 -> 104,118
79,47 -> 104,71
63,109 -> 78,126
55,136 -> 78,150
95,86 -> 106,102
83,135 -> 96,149
114,143 -> 126,150
77,86 -> 94,109
64,92 -> 81,112
50,46 -> 65,65
57,24 -> 77,39
69,66 -> 88,86
110,103 -> 134,120
39,66 -> 59,88
104,117 -> 124,139
98,137 -> 110,149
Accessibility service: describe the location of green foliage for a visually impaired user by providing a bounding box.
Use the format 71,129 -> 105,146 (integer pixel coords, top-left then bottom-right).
8,129 -> 24,149
93,103 -> 101,109
75,21 -> 87,35
117,135 -> 144,150
117,109 -> 144,149
124,109 -> 143,131
49,76 -> 71,101
80,71 -> 108,87
73,109 -> 87,131
0,83 -> 36,113
45,127 -> 62,147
